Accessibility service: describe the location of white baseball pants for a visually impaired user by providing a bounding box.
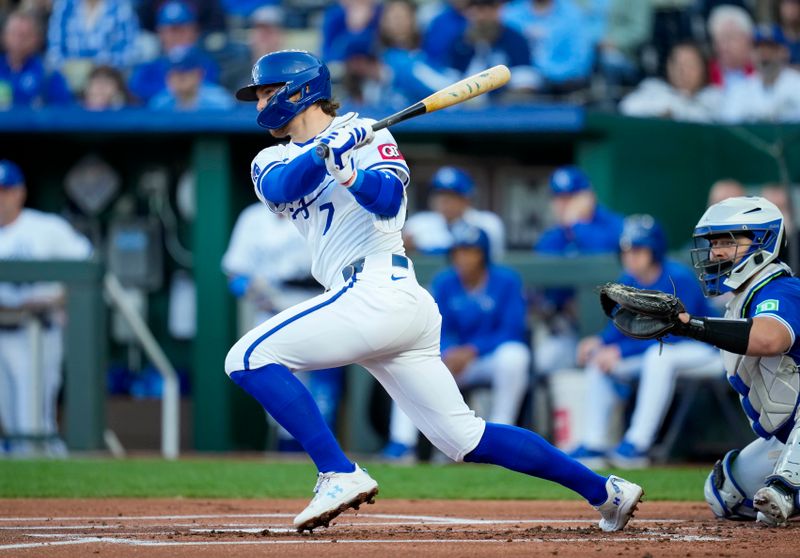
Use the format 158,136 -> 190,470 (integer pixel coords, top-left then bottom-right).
225,254 -> 486,462
581,340 -> 722,450
388,341 -> 531,447
0,325 -> 63,451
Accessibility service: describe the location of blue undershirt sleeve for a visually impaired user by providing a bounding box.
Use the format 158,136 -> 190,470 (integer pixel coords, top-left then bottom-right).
346,169 -> 403,217
257,150 -> 327,204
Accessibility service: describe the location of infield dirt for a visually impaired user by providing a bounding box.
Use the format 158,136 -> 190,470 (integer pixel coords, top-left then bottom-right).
1,498 -> 798,557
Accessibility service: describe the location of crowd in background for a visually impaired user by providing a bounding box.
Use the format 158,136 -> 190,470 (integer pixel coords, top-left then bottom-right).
0,0 -> 799,121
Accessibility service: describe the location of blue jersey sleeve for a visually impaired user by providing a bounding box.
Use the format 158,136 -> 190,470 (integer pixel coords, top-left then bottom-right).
347,168 -> 403,217
256,150 -> 327,204
747,277 -> 800,355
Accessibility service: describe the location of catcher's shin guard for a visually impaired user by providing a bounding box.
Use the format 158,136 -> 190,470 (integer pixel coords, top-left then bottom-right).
704,450 -> 756,520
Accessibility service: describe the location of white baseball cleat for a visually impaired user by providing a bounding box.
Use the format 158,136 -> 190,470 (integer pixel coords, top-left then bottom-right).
754,485 -> 794,527
293,464 -> 379,532
595,475 -> 644,532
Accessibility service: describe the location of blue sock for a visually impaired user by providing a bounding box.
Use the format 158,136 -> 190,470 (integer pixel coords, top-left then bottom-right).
464,422 -> 609,506
229,364 -> 354,474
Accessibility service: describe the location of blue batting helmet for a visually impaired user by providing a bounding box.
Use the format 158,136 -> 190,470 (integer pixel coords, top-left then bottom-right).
0,160 -> 24,189
450,222 -> 491,264
549,165 -> 591,196
431,166 -> 474,197
235,50 -> 331,130
619,214 -> 668,263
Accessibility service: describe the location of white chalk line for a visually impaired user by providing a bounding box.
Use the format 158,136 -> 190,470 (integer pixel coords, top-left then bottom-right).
0,512 -> 683,525
0,533 -> 727,551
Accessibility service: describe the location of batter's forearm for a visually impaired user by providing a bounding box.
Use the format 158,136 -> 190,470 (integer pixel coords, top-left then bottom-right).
259,150 -> 327,204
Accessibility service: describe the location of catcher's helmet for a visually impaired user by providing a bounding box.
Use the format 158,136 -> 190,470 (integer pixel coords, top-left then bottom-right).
620,214 -> 668,263
430,166 -> 474,197
450,222 -> 491,264
235,50 -> 331,130
549,165 -> 591,196
691,196 -> 785,296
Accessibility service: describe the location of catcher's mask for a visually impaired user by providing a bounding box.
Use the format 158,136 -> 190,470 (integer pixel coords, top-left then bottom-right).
691,196 -> 785,296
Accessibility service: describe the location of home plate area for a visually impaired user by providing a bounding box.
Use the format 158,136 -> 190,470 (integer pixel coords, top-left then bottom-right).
1,499 -> 798,557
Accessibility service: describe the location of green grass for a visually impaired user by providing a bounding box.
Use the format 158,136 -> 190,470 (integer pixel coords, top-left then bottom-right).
0,458 -> 707,501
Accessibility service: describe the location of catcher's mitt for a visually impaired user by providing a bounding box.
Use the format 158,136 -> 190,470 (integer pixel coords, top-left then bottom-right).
598,282 -> 686,340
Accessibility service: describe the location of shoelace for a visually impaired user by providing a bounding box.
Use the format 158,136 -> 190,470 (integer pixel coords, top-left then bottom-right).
312,472 -> 335,496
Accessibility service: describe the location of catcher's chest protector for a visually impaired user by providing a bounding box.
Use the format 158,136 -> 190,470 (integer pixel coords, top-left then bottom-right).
724,263 -> 800,437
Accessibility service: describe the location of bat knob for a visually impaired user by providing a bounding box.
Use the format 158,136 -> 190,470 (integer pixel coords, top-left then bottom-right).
315,143 -> 329,160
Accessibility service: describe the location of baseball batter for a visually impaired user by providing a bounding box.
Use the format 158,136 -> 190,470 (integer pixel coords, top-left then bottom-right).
0,160 -> 92,456
225,49 -> 643,533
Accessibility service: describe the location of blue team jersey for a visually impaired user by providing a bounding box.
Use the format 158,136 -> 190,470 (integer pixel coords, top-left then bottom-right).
601,259 -> 712,357
447,24 -> 531,81
0,55 -> 72,108
432,264 -> 527,356
535,205 -> 624,256
744,274 -> 800,362
421,5 -> 468,66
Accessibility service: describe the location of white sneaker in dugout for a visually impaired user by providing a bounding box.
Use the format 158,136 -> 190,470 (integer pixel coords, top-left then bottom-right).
754,485 -> 795,527
293,464 -> 379,532
595,475 -> 644,532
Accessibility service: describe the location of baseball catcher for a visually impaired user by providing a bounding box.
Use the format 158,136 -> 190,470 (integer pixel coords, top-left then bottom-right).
603,196 -> 800,527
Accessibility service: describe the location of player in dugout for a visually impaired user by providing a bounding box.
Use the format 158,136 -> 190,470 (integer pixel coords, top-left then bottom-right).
602,196 -> 800,527
224,49 -> 643,533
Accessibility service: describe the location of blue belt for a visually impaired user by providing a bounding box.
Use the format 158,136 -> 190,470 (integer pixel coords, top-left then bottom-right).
342,254 -> 409,281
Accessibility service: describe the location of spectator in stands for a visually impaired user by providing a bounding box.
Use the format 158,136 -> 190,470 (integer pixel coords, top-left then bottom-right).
149,46 -> 232,110
339,42 -> 385,106
501,0 -> 595,94
532,165 -> 624,375
760,184 -> 796,237
222,203 -> 344,452
595,0 -> 653,98
0,9 -> 72,109
225,5 -> 285,94
137,0 -> 226,34
707,4 -> 755,87
129,0 -> 220,104
422,0 -> 469,66
46,0 -> 140,81
569,215 -> 721,468
382,224 -> 530,461
0,160 -> 93,457
322,0 -> 382,63
648,0 -> 696,76
82,65 -> 131,110
219,0 -> 269,20
619,42 -> 721,122
404,166 -> 505,261
708,178 -> 747,206
378,0 -> 461,108
773,0 -> 800,66
447,0 -> 540,96
717,25 -> 800,123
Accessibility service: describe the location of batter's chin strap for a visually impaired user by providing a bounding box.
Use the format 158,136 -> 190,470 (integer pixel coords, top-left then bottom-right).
675,316 -> 753,355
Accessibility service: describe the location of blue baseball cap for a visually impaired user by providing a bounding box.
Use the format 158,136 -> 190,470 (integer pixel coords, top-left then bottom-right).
754,24 -> 782,45
167,46 -> 204,71
549,165 -> 591,196
157,0 -> 197,27
430,166 -> 474,197
0,160 -> 24,189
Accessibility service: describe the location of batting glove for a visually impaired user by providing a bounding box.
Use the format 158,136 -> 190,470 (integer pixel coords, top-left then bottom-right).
317,124 -> 374,187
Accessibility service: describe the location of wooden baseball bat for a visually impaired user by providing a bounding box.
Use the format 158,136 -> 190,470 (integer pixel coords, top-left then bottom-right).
315,65 -> 511,160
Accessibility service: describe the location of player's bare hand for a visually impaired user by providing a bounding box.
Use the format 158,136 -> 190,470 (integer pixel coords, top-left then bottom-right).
577,336 -> 601,366
443,345 -> 477,375
592,345 -> 621,373
678,312 -> 690,324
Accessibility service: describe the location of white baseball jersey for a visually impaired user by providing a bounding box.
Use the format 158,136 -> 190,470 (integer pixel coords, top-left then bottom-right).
0,208 -> 92,309
250,112 -> 411,290
404,208 -> 506,260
